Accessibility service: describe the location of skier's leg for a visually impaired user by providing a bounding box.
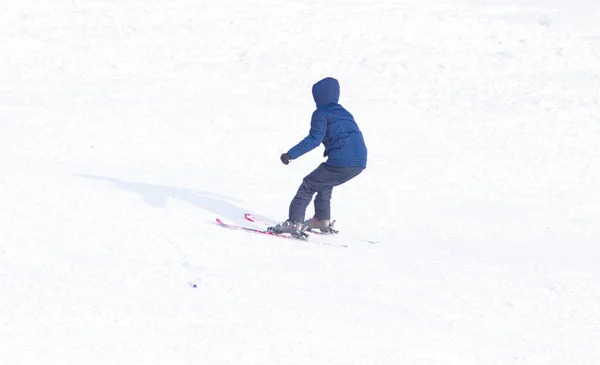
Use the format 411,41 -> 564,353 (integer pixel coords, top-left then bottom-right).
313,188 -> 333,220
288,178 -> 317,222
288,164 -> 328,222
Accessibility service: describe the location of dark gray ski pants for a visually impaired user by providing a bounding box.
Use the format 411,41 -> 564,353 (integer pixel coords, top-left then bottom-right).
289,163 -> 364,222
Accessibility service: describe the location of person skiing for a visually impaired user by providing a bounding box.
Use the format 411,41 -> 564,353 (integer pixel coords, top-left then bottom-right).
270,77 -> 367,237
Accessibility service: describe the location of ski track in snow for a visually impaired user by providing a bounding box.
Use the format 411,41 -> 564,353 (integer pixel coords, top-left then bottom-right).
1,0 -> 600,364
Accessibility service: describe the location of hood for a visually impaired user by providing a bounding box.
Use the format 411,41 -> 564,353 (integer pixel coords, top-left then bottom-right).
312,77 -> 340,107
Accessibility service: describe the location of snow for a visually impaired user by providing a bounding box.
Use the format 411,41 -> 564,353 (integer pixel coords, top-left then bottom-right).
1,0 -> 600,363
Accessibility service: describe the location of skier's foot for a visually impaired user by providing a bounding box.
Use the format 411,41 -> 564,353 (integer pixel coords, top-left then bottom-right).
269,219 -> 307,238
303,217 -> 338,234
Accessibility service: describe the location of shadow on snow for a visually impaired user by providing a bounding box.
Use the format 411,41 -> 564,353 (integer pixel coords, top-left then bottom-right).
76,173 -> 276,226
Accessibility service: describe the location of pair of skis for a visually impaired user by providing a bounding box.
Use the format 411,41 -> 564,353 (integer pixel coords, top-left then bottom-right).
215,213 -> 348,247
244,213 -> 338,235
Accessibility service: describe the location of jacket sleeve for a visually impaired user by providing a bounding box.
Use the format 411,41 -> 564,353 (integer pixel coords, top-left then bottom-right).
287,110 -> 327,160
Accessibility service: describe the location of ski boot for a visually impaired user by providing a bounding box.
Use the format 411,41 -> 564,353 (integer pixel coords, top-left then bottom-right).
268,219 -> 309,239
302,217 -> 339,234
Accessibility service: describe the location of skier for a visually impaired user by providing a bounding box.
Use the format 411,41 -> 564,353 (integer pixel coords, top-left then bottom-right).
271,77 -> 367,236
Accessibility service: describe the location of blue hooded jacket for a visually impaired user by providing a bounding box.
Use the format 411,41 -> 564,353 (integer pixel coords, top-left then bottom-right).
287,77 -> 367,168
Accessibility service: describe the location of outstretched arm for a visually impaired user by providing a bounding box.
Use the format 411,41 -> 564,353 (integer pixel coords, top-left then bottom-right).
287,111 -> 327,160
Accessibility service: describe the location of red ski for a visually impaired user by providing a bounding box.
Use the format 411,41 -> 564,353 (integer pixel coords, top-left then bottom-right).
216,218 -> 295,238
215,218 -> 347,247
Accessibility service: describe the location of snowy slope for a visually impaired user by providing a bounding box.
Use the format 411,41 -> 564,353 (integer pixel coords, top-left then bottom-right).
1,0 -> 600,364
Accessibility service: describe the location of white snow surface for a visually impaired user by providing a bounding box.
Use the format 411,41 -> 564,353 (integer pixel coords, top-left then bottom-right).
1,0 -> 600,364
